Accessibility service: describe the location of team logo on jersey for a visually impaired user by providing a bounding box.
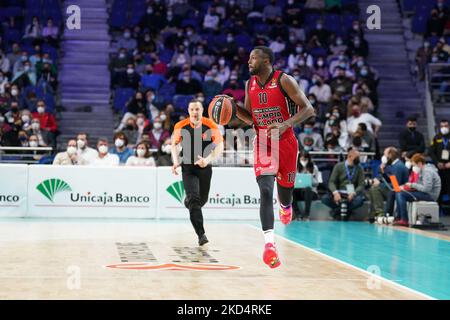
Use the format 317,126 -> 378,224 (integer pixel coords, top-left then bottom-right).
268,78 -> 277,89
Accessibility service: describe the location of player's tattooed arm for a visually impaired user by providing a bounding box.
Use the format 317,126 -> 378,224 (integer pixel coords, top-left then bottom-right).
236,81 -> 253,126
280,73 -> 316,127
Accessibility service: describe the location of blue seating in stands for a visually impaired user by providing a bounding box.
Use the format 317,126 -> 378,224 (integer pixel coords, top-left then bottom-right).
173,95 -> 195,112
342,14 -> 358,32
4,28 -> 21,44
412,14 -> 427,34
181,18 -> 200,30
304,14 -> 321,28
110,11 -> 127,28
43,93 -> 56,113
154,83 -> 175,107
252,23 -> 270,34
159,49 -> 174,64
113,88 -> 135,113
235,34 -> 252,49
254,0 -> 269,11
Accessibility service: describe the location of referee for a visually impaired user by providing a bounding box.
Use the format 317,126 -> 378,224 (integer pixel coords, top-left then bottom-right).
171,99 -> 224,246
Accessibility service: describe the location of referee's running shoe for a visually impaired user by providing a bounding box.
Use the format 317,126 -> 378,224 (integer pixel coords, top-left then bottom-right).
263,243 -> 281,268
198,234 -> 209,246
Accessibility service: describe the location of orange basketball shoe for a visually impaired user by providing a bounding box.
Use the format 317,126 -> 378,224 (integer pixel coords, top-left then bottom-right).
263,243 -> 281,268
279,204 -> 293,225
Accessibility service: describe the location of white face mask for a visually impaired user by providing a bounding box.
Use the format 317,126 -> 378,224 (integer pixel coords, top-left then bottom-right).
37,107 -> 45,114
162,144 -> 171,154
136,149 -> 146,158
77,139 -> 86,149
98,145 -> 108,154
0,116 -> 5,123
136,118 -> 145,126
115,139 -> 124,148
31,122 -> 40,130
29,141 -> 38,148
21,115 -> 30,123
300,160 -> 308,167
381,155 -> 388,164
67,146 -> 77,155
11,89 -> 18,96
412,165 -> 421,174
159,114 -> 167,121
153,122 -> 162,130
441,127 -> 449,135
405,161 -> 412,169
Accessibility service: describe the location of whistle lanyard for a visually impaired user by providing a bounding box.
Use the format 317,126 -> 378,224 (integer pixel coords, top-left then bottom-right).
345,162 -> 356,181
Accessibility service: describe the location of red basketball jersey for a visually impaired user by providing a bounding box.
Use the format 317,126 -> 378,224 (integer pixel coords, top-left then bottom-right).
248,70 -> 297,141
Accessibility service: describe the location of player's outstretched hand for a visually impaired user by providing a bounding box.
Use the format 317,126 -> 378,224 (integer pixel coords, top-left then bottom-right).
194,155 -> 208,168
172,163 -> 180,175
267,122 -> 289,139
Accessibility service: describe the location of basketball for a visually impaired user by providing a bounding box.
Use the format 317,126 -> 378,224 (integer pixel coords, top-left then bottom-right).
208,95 -> 236,125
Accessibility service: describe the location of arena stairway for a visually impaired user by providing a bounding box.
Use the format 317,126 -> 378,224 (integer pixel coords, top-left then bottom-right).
359,0 -> 428,149
57,0 -> 114,149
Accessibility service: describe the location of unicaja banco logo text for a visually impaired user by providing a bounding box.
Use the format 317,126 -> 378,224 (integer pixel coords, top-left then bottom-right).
36,178 -> 72,202
167,181 -> 185,203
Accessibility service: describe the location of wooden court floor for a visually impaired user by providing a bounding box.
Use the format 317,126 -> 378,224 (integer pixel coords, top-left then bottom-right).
0,221 -> 426,300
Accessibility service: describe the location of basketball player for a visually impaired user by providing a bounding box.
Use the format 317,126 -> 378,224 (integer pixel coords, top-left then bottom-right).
235,46 -> 315,268
171,99 -> 224,246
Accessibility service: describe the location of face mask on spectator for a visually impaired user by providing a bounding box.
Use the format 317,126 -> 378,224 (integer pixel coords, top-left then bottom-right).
381,155 -> 388,164
424,42 -> 430,48
441,127 -> 450,135
405,161 -> 412,169
360,69 -> 368,76
197,96 -> 205,102
37,107 -> 45,114
29,141 -> 38,148
336,39 -> 343,46
298,59 -> 305,66
219,59 -> 225,66
412,165 -> 420,174
317,60 -> 324,67
159,114 -> 167,121
296,46 -> 303,54
357,60 -> 364,67
137,118 -> 145,126
21,55 -> 27,62
11,89 -> 18,96
316,23 -> 322,30
19,135 -> 27,142
124,32 -> 131,39
31,122 -> 40,130
137,149 -> 146,158
98,145 -> 108,154
197,48 -> 204,55
115,139 -> 125,148
183,76 -> 190,82
0,76 -> 4,82
21,115 -> 30,123
162,144 -> 171,154
119,53 -> 126,59
67,146 -> 77,155
24,65 -> 30,72
127,68 -> 134,74
304,128 -> 313,135
303,145 -> 312,152
332,112 -> 340,118
77,139 -> 86,149
147,7 -> 153,14
300,159 -> 308,167
153,122 -> 162,130
0,116 -> 4,123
